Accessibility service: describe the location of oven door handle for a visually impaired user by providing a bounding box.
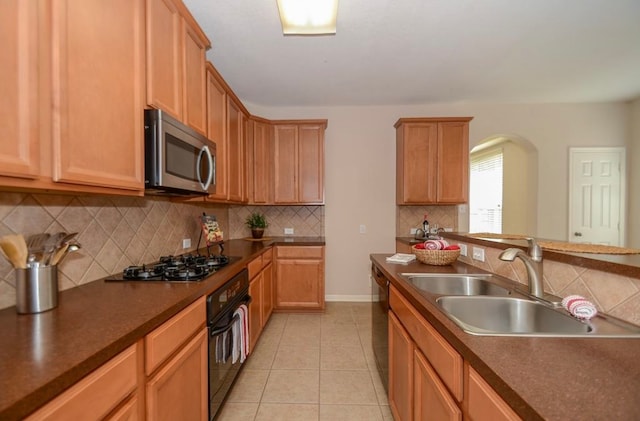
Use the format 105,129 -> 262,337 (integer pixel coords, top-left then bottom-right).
210,313 -> 240,337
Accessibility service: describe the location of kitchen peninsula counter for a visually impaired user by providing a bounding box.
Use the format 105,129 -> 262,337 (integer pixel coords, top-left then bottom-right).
0,237 -> 324,420
371,253 -> 640,420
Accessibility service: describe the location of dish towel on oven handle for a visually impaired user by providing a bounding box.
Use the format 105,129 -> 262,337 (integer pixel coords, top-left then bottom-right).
232,304 -> 249,364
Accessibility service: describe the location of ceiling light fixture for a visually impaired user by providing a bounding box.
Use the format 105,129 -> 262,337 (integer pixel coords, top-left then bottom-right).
276,0 -> 338,35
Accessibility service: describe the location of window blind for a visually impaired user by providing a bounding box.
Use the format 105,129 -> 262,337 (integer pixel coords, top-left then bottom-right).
470,148 -> 503,233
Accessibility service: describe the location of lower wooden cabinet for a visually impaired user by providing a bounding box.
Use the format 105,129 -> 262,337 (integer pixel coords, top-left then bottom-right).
465,364 -> 520,421
25,344 -> 140,420
274,246 -> 325,311
389,312 -> 414,421
414,350 -> 461,421
247,248 -> 275,351
145,328 -> 208,421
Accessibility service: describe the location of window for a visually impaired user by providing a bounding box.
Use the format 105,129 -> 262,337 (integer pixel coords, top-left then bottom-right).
470,148 -> 503,233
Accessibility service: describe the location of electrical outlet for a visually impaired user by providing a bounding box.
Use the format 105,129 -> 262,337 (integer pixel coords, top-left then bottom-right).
182,238 -> 191,249
359,224 -> 367,234
459,244 -> 467,257
444,227 -> 453,232
284,228 -> 294,235
472,247 -> 485,262
410,228 -> 417,235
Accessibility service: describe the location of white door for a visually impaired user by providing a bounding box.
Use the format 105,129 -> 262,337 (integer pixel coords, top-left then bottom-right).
568,148 -> 625,246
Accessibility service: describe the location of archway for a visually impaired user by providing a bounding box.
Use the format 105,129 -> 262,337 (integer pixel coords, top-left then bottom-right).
469,134 -> 538,235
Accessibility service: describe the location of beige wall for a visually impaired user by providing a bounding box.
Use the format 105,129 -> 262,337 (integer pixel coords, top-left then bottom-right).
502,140 -> 537,235
247,101 -> 632,300
629,98 -> 640,248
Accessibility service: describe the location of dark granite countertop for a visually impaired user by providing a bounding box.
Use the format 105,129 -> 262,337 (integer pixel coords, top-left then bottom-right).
397,233 -> 640,279
371,253 -> 640,420
0,237 -> 324,420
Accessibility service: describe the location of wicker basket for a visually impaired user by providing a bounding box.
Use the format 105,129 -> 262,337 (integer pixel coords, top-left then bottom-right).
412,245 -> 461,266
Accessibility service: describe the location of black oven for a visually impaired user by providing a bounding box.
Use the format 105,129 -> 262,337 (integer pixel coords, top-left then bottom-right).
207,269 -> 250,420
371,263 -> 389,393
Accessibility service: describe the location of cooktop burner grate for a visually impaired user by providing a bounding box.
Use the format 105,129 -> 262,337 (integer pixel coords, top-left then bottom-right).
108,254 -> 233,282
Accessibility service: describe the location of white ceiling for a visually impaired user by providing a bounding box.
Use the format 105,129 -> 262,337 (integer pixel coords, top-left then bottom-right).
184,0 -> 640,107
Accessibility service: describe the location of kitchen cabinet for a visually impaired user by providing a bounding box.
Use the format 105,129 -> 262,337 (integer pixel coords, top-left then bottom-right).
465,364 -> 520,421
205,63 -> 228,201
145,297 -> 208,421
146,0 -> 209,135
273,121 -> 327,204
248,118 -> 273,204
25,343 -> 141,420
226,97 -> 246,203
0,0 -> 39,180
395,117 -> 472,204
247,248 -> 274,351
275,246 -> 325,311
389,285 -> 464,421
0,0 -> 145,195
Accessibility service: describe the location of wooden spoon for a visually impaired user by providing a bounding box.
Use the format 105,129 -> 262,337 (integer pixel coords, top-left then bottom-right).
0,234 -> 28,269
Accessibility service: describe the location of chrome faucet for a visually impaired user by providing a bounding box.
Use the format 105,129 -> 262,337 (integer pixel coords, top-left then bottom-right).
499,238 -> 544,298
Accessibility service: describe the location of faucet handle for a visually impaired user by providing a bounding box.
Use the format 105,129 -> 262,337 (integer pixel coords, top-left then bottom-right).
526,237 -> 543,261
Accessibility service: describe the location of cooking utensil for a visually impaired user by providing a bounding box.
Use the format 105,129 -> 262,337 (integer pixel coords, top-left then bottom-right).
43,232 -> 67,265
0,234 -> 28,269
27,233 -> 50,263
51,241 -> 81,265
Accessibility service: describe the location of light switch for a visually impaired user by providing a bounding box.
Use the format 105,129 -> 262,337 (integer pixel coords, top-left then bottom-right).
359,224 -> 367,234
284,228 -> 294,235
472,247 -> 485,262
182,238 -> 191,249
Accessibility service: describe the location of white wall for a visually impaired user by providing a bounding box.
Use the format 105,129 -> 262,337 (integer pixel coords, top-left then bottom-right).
247,101 -> 630,299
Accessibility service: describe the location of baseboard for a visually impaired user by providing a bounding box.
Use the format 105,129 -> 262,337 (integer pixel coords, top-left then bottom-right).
325,295 -> 374,302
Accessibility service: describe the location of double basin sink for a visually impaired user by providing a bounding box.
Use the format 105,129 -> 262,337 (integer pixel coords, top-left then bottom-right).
401,273 -> 640,337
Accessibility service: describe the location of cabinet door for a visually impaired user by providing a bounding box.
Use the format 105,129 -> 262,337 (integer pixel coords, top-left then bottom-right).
298,125 -> 324,204
275,259 -> 324,310
437,121 -> 469,203
146,329 -> 208,421
52,0 -> 144,191
273,125 -> 298,203
252,121 -> 272,204
396,122 -> 438,204
182,22 -> 206,135
226,97 -> 244,202
0,0 -> 39,179
389,312 -> 414,421
146,0 -> 182,119
205,66 -> 227,200
414,350 -> 461,421
261,262 -> 274,323
248,273 -> 263,352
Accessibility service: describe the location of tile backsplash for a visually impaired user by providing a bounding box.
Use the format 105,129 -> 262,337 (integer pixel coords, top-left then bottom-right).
0,193 -> 229,310
228,205 -> 324,239
396,205 -> 458,236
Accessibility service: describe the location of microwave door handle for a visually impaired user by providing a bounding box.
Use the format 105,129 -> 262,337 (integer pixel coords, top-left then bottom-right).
197,145 -> 213,190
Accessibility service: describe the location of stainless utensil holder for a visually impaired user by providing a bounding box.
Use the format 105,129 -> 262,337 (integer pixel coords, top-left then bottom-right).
16,265 -> 58,314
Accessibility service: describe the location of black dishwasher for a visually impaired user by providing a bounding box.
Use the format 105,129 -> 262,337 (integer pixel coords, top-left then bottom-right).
371,263 -> 389,392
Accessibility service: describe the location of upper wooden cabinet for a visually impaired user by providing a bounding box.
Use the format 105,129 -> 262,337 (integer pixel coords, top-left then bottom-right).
248,118 -> 273,204
395,117 -> 472,204
205,63 -> 228,201
146,0 -> 209,135
0,0 -> 39,180
273,122 -> 326,204
0,0 -> 145,195
226,97 -> 245,202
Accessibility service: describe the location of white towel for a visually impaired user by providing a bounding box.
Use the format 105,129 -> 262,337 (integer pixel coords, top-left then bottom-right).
561,295 -> 598,320
232,304 -> 250,364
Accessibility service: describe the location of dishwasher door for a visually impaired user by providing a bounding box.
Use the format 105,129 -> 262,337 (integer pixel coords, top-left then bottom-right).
371,263 -> 389,392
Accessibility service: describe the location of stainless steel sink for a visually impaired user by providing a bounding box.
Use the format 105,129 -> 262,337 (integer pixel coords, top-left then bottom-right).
401,274 -> 510,296
436,296 -> 640,337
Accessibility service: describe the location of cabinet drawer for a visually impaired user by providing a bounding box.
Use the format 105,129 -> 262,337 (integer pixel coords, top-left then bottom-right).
262,247 -> 273,267
276,245 -> 324,259
145,296 -> 206,375
248,255 -> 263,279
27,344 -> 138,420
390,285 -> 463,401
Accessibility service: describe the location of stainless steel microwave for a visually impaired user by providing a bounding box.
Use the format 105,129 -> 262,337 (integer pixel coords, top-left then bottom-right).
144,109 -> 216,196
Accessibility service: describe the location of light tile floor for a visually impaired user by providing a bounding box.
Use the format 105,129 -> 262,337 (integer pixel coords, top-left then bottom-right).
216,302 -> 393,421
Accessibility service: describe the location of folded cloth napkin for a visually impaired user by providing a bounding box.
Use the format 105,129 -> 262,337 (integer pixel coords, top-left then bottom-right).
424,239 -> 449,250
561,295 -> 598,320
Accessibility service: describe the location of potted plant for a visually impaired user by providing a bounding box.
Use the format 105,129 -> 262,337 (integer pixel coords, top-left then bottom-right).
245,212 -> 268,239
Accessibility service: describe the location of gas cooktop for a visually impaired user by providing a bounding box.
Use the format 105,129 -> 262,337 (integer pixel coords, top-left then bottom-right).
106,253 -> 237,282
